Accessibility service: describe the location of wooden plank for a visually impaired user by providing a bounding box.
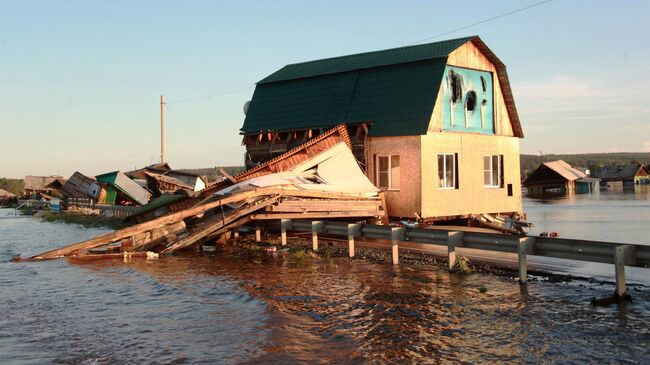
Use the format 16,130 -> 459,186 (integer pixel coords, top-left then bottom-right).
27,189 -> 274,260
161,196 -> 279,253
267,200 -> 381,212
250,211 -> 380,220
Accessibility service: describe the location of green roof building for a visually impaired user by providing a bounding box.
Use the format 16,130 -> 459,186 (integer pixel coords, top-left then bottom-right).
241,36 -> 525,221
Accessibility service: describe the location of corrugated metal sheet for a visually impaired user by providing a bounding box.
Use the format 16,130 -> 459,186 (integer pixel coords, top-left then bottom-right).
259,36 -> 473,84
543,160 -> 586,182
243,59 -> 447,137
96,171 -> 150,205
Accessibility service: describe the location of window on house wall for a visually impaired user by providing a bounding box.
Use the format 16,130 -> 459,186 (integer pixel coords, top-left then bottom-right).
375,155 -> 400,190
484,155 -> 504,187
438,153 -> 458,189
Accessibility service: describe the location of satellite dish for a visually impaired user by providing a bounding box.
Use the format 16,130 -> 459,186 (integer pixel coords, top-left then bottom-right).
243,101 -> 251,115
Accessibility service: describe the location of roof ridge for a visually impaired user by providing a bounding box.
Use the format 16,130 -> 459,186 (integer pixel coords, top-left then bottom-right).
282,35 -> 477,68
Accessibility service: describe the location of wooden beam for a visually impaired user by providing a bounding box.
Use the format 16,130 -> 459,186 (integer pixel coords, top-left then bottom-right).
250,211 -> 380,220
28,189 -> 276,260
161,197 -> 279,253
218,167 -> 237,184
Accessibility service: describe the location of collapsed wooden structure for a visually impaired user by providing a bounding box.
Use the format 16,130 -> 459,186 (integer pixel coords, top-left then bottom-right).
19,125 -> 386,261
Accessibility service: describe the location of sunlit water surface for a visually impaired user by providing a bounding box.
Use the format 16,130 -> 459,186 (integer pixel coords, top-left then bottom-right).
1,204 -> 649,364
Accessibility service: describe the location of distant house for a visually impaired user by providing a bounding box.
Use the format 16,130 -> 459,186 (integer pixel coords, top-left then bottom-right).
523,160 -> 599,195
0,188 -> 17,205
592,164 -> 650,187
23,175 -> 65,196
240,35 -> 524,220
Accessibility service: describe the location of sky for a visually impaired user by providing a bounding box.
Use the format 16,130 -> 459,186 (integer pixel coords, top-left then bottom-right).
1,0 -> 649,178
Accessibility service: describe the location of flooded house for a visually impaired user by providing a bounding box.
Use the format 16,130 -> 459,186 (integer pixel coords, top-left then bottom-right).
0,188 -> 17,205
592,163 -> 650,188
523,160 -> 599,196
23,175 -> 65,197
240,35 -> 524,221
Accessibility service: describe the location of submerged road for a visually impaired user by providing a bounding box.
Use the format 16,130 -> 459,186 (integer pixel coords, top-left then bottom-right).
291,232 -> 650,286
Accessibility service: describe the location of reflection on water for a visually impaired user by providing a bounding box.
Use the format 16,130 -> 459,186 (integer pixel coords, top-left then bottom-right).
1,209 -> 650,364
524,187 -> 650,244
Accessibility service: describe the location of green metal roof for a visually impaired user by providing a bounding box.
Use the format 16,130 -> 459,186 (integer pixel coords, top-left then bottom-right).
242,36 -> 474,137
259,36 -> 474,84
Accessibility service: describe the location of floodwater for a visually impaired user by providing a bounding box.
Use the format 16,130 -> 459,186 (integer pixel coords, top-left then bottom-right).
524,186 -> 650,244
1,202 -> 650,364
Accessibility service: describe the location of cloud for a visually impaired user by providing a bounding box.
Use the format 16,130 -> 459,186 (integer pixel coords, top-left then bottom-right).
515,75 -> 607,100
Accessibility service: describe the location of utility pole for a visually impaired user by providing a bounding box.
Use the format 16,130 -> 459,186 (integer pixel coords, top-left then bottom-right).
161,95 -> 166,163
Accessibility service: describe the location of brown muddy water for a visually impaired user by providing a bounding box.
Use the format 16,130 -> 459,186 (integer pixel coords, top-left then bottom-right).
1,205 -> 650,364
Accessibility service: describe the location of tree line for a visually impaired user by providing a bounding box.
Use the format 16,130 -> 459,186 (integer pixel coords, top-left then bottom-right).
0,178 -> 24,195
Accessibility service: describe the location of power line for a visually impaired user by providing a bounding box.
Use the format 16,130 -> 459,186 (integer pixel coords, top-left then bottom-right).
163,103 -> 228,151
408,0 -> 552,45
165,86 -> 254,104
163,1 -> 551,106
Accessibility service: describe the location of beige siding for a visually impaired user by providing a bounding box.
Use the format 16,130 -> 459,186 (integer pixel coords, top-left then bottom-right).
420,132 -> 522,218
367,136 -> 421,217
441,42 -> 514,137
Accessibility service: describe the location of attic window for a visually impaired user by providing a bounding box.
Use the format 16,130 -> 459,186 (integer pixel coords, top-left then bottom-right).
448,70 -> 463,103
465,91 -> 477,112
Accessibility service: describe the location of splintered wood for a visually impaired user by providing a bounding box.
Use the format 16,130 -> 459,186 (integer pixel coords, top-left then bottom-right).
18,124 -> 386,262
21,187 -> 384,261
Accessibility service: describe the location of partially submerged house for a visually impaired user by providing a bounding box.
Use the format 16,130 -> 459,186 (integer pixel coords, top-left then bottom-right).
23,175 -> 65,196
523,160 -> 598,195
240,36 -> 523,220
592,164 -> 650,188
0,188 -> 17,205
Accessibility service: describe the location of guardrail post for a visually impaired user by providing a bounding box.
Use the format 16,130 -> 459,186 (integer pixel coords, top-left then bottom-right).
614,245 -> 635,297
311,221 -> 324,251
347,223 -> 361,258
447,231 -> 464,271
280,219 -> 292,246
518,237 -> 535,284
390,227 -> 406,265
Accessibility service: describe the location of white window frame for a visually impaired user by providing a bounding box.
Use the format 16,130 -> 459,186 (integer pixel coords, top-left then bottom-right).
483,155 -> 503,188
438,153 -> 457,190
375,154 -> 400,191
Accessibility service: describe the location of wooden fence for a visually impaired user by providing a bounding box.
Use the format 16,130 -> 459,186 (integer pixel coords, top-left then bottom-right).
64,198 -> 139,218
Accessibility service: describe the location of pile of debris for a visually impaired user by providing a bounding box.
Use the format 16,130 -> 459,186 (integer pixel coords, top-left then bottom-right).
18,125 -> 387,261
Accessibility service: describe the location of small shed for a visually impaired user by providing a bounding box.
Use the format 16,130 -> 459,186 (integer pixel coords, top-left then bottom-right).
95,171 -> 151,205
523,160 -> 597,196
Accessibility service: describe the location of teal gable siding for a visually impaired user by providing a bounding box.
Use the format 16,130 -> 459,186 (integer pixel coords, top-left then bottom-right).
441,66 -> 495,135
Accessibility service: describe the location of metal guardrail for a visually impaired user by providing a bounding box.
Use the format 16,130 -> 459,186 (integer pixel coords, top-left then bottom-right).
255,219 -> 649,297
